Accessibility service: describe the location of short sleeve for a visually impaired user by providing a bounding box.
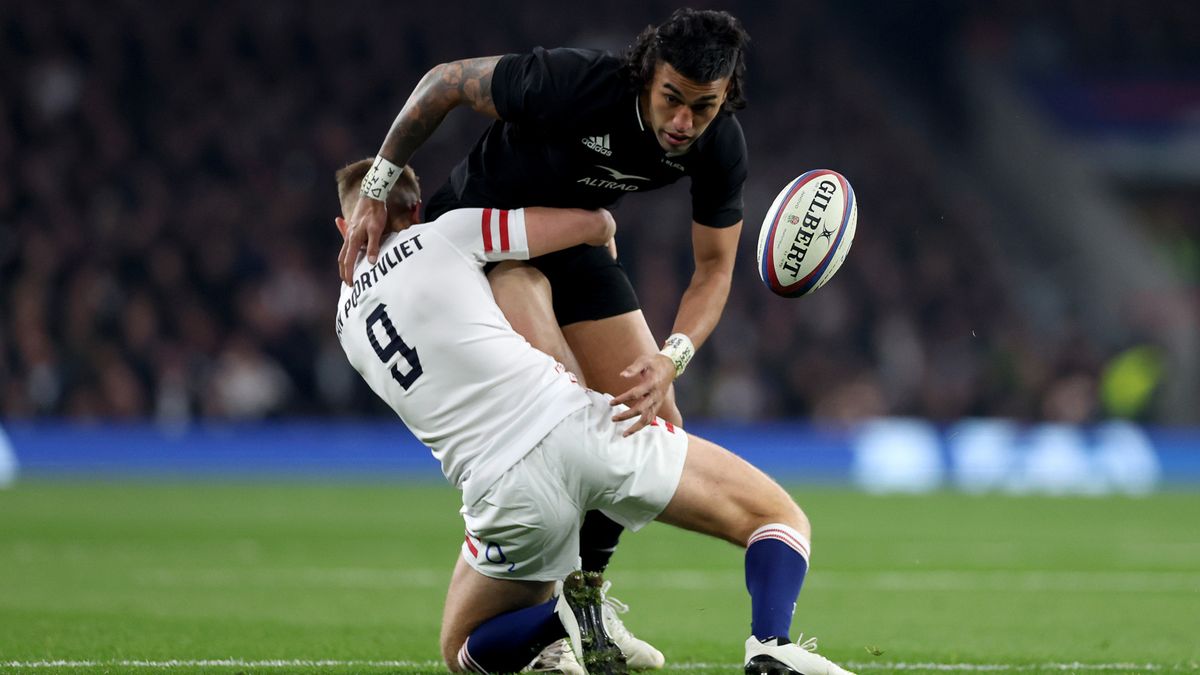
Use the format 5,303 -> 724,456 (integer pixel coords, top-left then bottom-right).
432,207 -> 530,263
690,116 -> 748,228
492,47 -> 622,127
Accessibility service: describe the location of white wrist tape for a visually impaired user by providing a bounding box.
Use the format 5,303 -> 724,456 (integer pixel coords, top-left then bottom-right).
659,333 -> 695,379
360,156 -> 404,202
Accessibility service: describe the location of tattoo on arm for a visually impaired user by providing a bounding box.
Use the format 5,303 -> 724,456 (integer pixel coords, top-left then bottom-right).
444,57 -> 499,116
379,56 -> 500,165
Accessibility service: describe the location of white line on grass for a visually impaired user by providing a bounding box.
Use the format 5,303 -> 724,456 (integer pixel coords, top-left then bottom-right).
844,664 -> 1171,672
138,567 -> 1200,593
1,661 -> 434,669
0,660 -> 1181,671
824,570 -> 1200,594
618,570 -> 1200,594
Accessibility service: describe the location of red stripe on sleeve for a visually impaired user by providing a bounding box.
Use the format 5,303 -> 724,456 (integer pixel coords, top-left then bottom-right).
464,534 -> 478,557
499,210 -> 510,252
481,208 -> 493,252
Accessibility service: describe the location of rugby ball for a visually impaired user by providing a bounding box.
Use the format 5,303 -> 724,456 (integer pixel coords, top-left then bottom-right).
757,170 -> 857,297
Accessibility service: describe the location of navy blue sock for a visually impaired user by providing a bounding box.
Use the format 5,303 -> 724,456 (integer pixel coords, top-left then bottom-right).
457,598 -> 565,673
580,510 -> 624,573
744,523 -> 812,641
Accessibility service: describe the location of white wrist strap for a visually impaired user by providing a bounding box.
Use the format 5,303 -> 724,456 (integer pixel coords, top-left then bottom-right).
659,333 -> 695,379
360,155 -> 404,201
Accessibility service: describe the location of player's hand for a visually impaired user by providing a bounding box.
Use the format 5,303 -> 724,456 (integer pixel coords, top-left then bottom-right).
339,198 -> 387,285
600,209 -> 617,259
609,353 -> 675,437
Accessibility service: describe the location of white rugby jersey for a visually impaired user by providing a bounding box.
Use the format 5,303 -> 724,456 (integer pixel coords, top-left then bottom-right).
336,208 -> 591,505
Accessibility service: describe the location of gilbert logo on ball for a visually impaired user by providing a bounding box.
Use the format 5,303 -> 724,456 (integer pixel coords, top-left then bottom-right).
757,169 -> 857,297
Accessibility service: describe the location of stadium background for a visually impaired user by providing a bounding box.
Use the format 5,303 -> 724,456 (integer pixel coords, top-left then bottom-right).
3,0 -> 1197,427
1,1 -> 1199,672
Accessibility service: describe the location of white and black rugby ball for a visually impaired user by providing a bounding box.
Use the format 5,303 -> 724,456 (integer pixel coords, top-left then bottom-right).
757,169 -> 857,297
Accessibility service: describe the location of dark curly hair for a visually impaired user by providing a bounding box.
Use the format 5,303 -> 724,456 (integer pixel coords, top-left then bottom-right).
622,8 -> 750,112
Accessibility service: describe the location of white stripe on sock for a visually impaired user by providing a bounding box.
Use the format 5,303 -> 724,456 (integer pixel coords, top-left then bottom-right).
747,523 -> 811,561
456,639 -> 488,674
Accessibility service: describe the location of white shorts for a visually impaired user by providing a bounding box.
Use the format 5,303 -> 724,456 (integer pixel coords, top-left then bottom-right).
459,389 -> 689,581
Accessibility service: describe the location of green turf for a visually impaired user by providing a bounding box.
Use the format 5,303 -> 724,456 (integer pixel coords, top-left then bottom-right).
1,481 -> 1197,674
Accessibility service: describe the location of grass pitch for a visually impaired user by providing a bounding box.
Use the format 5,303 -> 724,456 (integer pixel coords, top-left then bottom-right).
1,481 -> 1197,674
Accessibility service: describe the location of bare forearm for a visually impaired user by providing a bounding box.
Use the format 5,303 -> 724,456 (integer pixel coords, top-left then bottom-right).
524,207 -> 615,256
671,269 -> 732,349
673,221 -> 740,348
378,57 -> 500,164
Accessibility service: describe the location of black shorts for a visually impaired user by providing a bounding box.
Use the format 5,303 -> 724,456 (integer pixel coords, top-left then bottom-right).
425,185 -> 641,326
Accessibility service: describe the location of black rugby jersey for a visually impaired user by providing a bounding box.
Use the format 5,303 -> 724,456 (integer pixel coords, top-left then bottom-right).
439,47 -> 747,228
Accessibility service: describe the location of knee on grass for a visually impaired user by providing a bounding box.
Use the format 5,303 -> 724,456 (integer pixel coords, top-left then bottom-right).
441,635 -> 466,672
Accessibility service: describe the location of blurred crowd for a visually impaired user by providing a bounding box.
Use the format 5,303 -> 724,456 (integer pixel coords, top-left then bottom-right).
1,1 -> 1191,424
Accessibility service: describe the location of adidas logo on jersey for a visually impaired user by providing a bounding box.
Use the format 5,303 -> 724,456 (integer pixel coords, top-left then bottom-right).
582,134 -> 612,156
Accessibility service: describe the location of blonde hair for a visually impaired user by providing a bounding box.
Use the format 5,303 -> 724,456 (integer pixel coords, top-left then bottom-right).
334,158 -> 421,222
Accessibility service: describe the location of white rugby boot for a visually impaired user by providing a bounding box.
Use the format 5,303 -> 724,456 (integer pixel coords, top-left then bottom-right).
743,635 -> 856,675
600,580 -> 665,670
526,638 -> 586,675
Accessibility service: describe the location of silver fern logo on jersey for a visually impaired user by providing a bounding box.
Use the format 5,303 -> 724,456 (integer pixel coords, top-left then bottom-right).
582,134 -> 612,156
